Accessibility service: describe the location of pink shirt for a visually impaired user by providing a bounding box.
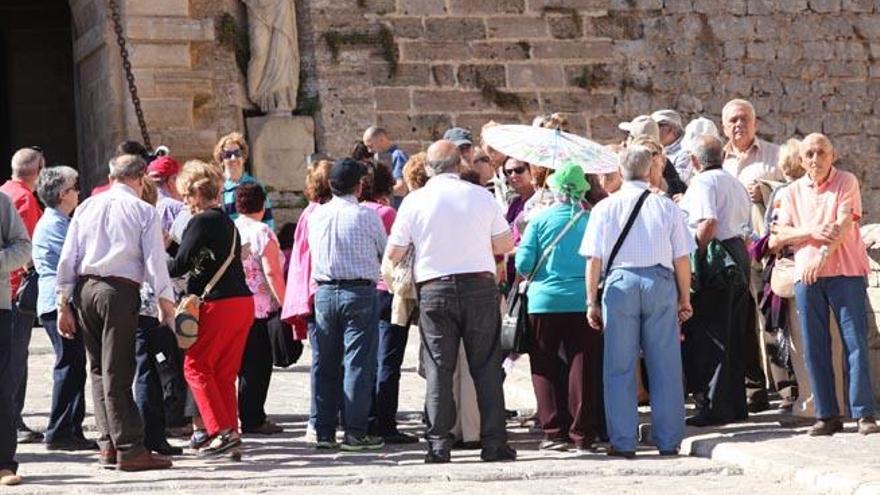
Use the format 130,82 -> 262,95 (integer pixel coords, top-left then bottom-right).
280,202 -> 319,340
362,200 -> 396,292
776,167 -> 869,281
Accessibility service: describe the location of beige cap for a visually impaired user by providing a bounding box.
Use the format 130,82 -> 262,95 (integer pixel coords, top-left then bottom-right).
618,115 -> 660,142
650,109 -> 684,129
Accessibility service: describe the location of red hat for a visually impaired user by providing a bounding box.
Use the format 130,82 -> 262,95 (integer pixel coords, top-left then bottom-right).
147,156 -> 181,179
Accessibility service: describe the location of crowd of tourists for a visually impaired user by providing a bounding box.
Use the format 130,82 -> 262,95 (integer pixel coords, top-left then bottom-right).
0,96 -> 877,485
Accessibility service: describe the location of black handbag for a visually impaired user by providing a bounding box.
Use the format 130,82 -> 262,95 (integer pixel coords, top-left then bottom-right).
501,209 -> 586,354
267,312 -> 303,368
15,266 -> 39,317
596,190 -> 651,302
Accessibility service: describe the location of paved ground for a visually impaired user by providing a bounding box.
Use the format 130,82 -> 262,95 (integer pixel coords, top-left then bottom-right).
9,327 -> 878,494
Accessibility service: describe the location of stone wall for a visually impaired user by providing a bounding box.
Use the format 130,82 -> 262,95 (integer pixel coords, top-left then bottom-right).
298,0 -> 880,220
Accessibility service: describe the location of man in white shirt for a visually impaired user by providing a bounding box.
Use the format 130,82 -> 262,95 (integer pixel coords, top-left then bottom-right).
56,154 -> 175,472
678,135 -> 754,427
384,140 -> 515,464
581,145 -> 695,459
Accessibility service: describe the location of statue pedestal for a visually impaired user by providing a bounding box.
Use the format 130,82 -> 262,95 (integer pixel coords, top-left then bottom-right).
246,114 -> 315,192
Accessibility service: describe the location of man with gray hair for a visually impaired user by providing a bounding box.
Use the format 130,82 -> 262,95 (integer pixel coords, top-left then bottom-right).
385,140 -> 515,464
581,145 -> 694,458
651,110 -> 693,184
56,154 -> 175,471
0,147 -> 45,444
363,126 -> 409,200
678,135 -> 753,426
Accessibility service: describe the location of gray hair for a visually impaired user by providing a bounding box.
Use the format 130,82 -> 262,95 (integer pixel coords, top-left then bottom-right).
109,154 -> 147,181
426,149 -> 461,175
691,135 -> 725,169
721,98 -> 756,120
11,148 -> 44,179
620,145 -> 653,181
363,126 -> 387,140
36,166 -> 78,208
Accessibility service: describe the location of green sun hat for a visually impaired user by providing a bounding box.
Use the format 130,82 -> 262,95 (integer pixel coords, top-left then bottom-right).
547,163 -> 590,201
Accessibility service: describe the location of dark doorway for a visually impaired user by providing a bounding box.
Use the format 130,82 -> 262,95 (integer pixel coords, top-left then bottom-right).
0,0 -> 77,179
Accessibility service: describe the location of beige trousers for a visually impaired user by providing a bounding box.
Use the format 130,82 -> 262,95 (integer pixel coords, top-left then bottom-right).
451,344 -> 481,442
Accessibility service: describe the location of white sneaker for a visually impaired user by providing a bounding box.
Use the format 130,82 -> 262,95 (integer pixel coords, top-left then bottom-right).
303,423 -> 317,444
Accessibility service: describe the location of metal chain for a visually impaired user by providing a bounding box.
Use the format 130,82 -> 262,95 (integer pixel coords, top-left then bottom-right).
107,0 -> 151,149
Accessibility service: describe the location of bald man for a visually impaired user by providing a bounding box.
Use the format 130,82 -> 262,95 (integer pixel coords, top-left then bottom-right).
363,126 -> 409,199
769,133 -> 878,436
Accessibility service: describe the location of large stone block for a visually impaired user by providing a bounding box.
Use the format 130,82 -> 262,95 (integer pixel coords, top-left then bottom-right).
531,40 -> 615,60
486,16 -> 549,38
508,63 -> 566,88
447,0 -> 525,14
246,116 -> 316,192
396,0 -> 447,15
425,18 -> 487,41
126,16 -> 214,42
129,43 -> 191,68
125,0 -> 189,16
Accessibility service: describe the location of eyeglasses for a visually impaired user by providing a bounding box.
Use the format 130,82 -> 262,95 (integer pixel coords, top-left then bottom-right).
504,166 -> 528,176
222,149 -> 243,160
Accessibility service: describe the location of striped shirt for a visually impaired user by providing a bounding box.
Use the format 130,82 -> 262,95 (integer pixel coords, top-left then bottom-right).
579,181 -> 695,272
308,195 -> 387,282
223,172 -> 275,230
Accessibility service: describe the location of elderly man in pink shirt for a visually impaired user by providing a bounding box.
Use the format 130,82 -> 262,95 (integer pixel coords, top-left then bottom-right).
770,133 -> 878,436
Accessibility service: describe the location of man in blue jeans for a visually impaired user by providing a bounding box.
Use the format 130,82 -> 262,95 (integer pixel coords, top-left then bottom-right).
307,158 -> 387,451
582,145 -> 695,458
770,133 -> 878,436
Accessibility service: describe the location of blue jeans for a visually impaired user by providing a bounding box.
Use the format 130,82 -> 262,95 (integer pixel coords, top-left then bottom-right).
9,304 -> 33,430
602,265 -> 684,452
311,284 -> 379,439
371,290 -> 409,436
794,276 -> 876,419
41,315 -> 87,443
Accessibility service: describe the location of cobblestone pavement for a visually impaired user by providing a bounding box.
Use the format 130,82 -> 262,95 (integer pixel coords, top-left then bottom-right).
8,327 -> 867,494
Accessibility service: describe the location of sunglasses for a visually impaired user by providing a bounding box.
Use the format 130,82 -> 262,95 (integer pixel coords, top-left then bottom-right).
504,166 -> 528,176
222,149 -> 243,160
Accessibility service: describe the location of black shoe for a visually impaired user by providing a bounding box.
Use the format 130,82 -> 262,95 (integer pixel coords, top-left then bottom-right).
383,431 -> 419,444
807,417 -> 843,436
453,439 -> 482,450
17,428 -> 44,444
147,441 -> 184,456
424,449 -> 451,463
340,434 -> 384,452
747,400 -> 771,414
606,446 -> 636,459
197,433 -> 242,458
685,414 -> 724,427
46,436 -> 100,451
480,444 -> 517,462
505,409 -> 518,419
242,420 -> 284,435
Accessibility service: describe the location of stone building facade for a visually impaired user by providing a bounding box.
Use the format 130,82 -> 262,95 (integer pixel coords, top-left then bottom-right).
8,0 -> 880,225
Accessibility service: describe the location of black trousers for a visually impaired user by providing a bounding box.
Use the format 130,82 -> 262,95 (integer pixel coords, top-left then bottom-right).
238,317 -> 273,430
418,277 -> 507,453
682,238 -> 751,423
135,316 -> 186,448
0,309 -> 18,472
75,277 -> 146,461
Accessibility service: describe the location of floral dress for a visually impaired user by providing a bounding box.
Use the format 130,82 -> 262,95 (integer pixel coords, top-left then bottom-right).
235,215 -> 284,319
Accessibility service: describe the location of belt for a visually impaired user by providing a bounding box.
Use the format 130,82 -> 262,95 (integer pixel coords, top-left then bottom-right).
315,279 -> 374,287
80,274 -> 140,290
417,271 -> 494,288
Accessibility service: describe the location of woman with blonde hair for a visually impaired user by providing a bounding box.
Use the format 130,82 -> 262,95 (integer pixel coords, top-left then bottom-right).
168,160 -> 254,458
214,132 -> 275,229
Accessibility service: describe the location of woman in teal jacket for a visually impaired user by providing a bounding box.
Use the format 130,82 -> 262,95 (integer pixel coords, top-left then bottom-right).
514,163 -> 600,453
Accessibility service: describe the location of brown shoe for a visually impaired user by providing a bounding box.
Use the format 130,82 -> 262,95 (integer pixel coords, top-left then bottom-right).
117,451 -> 172,472
0,469 -> 22,486
807,417 -> 843,436
858,417 -> 880,435
98,448 -> 117,469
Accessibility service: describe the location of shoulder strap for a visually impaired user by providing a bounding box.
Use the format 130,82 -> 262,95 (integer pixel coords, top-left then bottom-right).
201,226 -> 238,298
603,190 -> 650,281
524,209 -> 585,287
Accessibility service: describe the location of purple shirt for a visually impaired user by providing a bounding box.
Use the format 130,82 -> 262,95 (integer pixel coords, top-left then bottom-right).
156,187 -> 184,233
57,183 -> 174,303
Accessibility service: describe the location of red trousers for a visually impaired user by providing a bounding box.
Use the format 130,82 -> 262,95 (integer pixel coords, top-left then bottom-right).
184,296 -> 254,435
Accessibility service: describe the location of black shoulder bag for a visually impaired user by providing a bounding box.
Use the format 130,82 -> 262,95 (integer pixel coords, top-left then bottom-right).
501,209 -> 586,354
597,190 -> 651,303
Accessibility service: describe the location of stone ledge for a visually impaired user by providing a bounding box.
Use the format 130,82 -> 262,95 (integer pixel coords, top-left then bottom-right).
125,16 -> 214,42
126,0 -> 190,17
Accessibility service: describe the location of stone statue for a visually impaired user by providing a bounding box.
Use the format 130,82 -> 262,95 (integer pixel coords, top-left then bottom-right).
242,0 -> 300,114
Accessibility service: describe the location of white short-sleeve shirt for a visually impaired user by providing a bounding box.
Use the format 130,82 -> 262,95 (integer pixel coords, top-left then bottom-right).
579,181 -> 695,272
678,168 -> 751,241
388,174 -> 510,283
